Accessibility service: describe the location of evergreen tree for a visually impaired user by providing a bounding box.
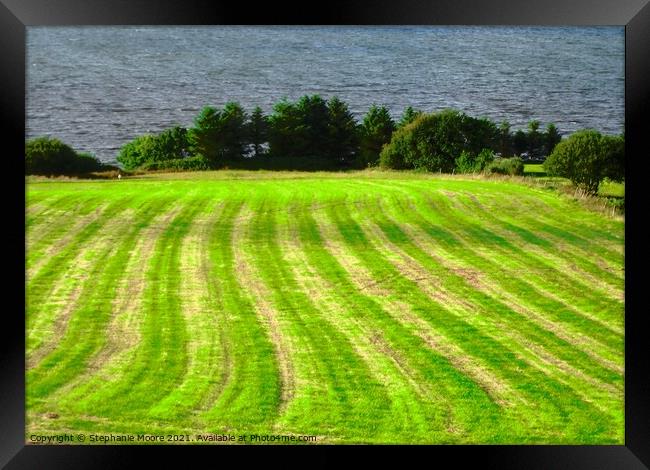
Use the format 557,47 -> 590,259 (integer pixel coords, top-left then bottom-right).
187,106 -> 222,164
544,123 -> 562,157
220,102 -> 247,160
359,105 -> 395,166
497,120 -> 512,157
513,129 -> 527,156
248,106 -> 268,157
326,96 -> 359,165
527,120 -> 543,159
398,106 -> 422,129
267,99 -> 304,158
296,95 -> 330,157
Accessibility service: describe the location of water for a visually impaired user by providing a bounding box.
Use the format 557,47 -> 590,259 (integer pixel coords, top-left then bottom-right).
26,26 -> 624,165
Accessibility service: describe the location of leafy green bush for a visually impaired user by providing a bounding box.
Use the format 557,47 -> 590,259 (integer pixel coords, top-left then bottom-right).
26,136 -> 77,174
602,133 -> 624,182
74,152 -> 106,173
379,110 -> 498,172
116,135 -> 156,170
26,136 -> 104,175
487,157 -> 524,175
544,129 -> 624,195
456,148 -> 495,173
117,126 -> 190,170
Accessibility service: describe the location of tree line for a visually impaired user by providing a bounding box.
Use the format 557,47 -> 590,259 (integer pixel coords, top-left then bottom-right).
112,95 -> 565,172
25,94 -> 623,195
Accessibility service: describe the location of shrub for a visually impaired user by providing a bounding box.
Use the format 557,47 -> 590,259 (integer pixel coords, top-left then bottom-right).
117,126 -> 189,170
116,135 -> 156,170
455,151 -> 476,173
26,136 -> 78,175
544,129 -> 623,195
487,157 -> 524,175
603,133 -> 624,182
379,109 -> 499,172
74,152 -> 106,173
26,136 -> 105,175
456,148 -> 496,173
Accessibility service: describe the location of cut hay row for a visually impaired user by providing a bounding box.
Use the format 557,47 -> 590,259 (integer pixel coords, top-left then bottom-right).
25,175 -> 624,444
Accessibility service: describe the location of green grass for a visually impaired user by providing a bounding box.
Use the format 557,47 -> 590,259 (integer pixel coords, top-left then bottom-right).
25,170 -> 624,444
524,163 -> 546,176
599,180 -> 625,198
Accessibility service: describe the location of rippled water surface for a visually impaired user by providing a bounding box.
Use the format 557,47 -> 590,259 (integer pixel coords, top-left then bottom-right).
27,26 -> 624,164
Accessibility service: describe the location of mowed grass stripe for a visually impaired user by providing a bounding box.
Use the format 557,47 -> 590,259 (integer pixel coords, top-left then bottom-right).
26,201 -> 140,361
74,200 -> 205,421
200,199 -> 282,431
52,203 -> 192,415
356,185 -> 622,413
26,193 -> 97,234
366,185 -> 623,385
231,204 -> 296,419
447,190 -> 624,303
26,195 -> 107,271
418,189 -> 625,337
292,195 -> 530,443
367,187 -> 623,370
243,194 -> 393,440
368,180 -> 624,339
26,205 -> 134,368
457,184 -> 624,267
279,198 -> 441,442
456,191 -> 624,293
26,197 -> 135,341
360,199 -> 623,402
146,201 -> 227,421
27,195 -> 176,404
323,192 -> 618,443
313,196 -> 546,441
27,202 -> 111,279
24,174 -> 625,444
387,180 -> 624,328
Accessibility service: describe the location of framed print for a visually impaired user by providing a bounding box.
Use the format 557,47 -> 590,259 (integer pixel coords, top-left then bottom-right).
2,0 -> 649,467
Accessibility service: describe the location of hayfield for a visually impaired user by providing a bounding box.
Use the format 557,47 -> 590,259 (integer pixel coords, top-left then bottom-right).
25,171 -> 624,444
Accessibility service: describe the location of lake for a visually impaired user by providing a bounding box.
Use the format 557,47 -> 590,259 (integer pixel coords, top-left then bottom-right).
26,26 -> 624,164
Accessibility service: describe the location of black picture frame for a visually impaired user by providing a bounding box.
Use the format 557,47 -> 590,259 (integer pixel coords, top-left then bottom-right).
2,1 -> 649,467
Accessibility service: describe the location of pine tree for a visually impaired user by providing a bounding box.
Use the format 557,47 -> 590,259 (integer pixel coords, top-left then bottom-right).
187,106 -> 221,164
544,123 -> 562,157
360,105 -> 395,166
326,97 -> 359,165
248,106 -> 268,157
398,106 -> 422,129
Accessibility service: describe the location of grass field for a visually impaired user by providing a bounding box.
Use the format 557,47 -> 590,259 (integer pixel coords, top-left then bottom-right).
25,171 -> 624,444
